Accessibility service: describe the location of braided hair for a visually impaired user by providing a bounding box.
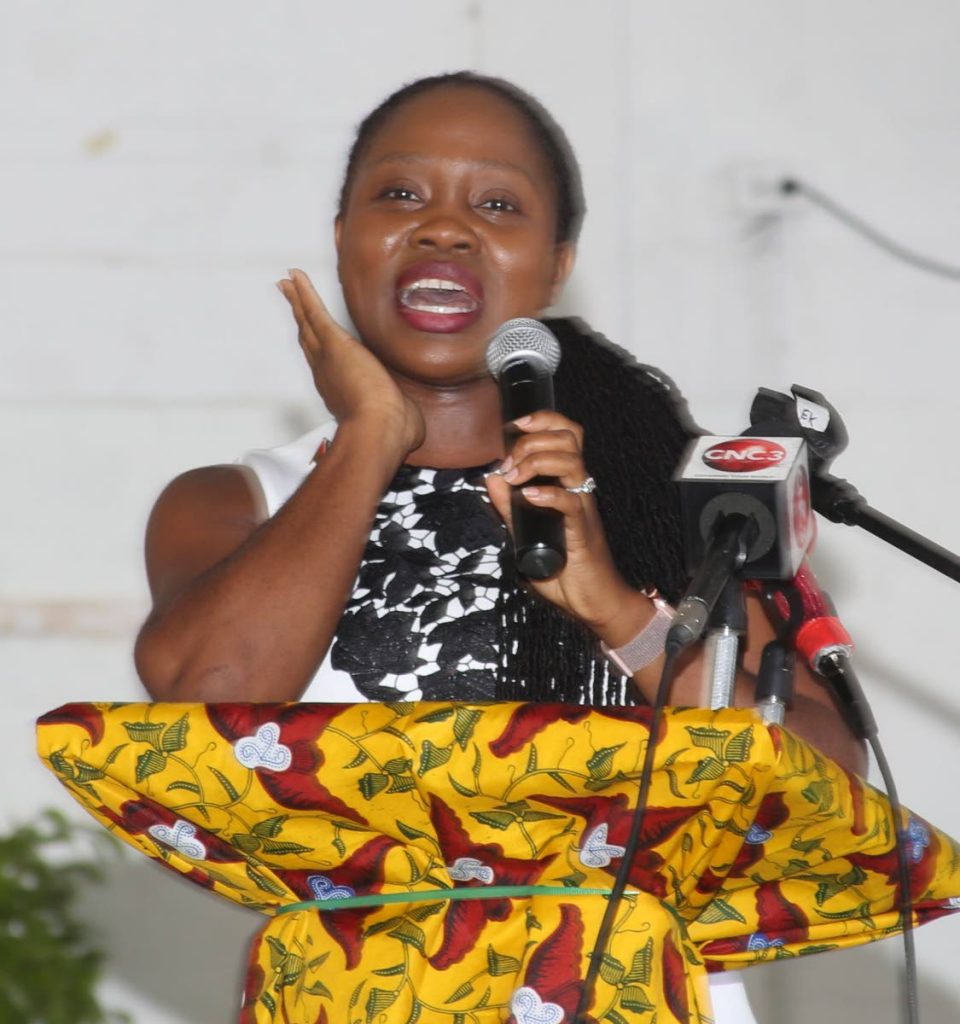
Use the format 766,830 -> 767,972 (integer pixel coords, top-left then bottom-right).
340,74 -> 697,705
497,318 -> 697,705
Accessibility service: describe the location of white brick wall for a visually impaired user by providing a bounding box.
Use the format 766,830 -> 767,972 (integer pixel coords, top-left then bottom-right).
3,2 -> 960,1020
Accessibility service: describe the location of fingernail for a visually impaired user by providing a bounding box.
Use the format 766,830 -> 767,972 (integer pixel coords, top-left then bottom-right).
504,468 -> 520,482
514,415 -> 533,427
522,487 -> 541,498
500,455 -> 514,473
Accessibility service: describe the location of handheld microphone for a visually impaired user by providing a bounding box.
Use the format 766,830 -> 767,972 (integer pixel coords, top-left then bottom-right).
485,318 -> 565,580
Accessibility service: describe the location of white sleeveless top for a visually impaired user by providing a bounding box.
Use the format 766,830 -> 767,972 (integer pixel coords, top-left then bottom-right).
237,425 -> 758,1024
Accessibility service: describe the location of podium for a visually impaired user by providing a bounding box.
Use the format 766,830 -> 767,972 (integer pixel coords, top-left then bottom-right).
38,701 -> 960,1023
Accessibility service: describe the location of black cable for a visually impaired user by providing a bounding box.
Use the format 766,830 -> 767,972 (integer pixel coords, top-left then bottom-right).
781,178 -> 960,282
810,652 -> 917,1023
867,732 -> 920,1024
574,648 -> 682,1021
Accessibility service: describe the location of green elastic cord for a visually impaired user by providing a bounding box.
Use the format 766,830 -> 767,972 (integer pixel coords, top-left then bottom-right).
275,885 -> 624,915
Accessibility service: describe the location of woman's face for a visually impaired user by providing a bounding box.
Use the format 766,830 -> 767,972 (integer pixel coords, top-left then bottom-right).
335,85 -> 575,386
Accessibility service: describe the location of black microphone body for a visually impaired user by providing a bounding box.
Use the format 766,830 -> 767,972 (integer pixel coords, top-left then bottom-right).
499,359 -> 565,579
666,512 -> 758,654
486,319 -> 565,580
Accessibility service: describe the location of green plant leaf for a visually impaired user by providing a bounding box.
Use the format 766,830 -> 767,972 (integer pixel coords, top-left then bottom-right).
587,744 -> 625,780
382,724 -> 416,748
597,954 -> 625,986
518,809 -> 564,823
246,863 -> 287,897
407,901 -> 446,922
123,721 -> 164,749
252,815 -> 288,839
166,780 -> 201,795
724,727 -> 754,763
135,750 -> 166,782
559,869 -> 587,887
371,964 -> 405,976
547,771 -> 576,792
625,938 -> 654,985
417,740 -> 453,776
359,773 -> 390,800
231,833 -> 261,853
686,756 -> 725,783
470,810 -> 515,831
261,839 -> 314,856
447,774 -> 476,798
454,707 -> 483,750
415,707 -> 454,723
304,979 -> 332,997
396,821 -> 435,846
801,780 -> 834,812
208,765 -> 240,802
685,726 -> 730,759
445,981 -> 474,1003
364,916 -> 404,937
48,751 -> 75,780
486,945 -> 521,976
696,898 -> 747,925
265,935 -> 287,970
388,920 -> 426,953
620,985 -> 655,1012
385,701 -> 415,716
344,749 -> 368,769
73,760 -> 105,784
160,714 -> 189,753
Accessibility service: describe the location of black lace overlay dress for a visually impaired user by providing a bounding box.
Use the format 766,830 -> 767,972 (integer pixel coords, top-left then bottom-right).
329,463 -> 506,702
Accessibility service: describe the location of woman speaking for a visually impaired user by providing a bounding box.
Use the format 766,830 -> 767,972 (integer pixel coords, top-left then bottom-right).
133,73 -> 866,1022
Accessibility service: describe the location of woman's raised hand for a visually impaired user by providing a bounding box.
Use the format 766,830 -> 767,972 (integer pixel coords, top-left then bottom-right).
278,269 -> 425,455
484,411 -> 649,648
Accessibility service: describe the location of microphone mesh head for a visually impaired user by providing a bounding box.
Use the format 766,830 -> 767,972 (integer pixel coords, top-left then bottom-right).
485,318 -> 562,379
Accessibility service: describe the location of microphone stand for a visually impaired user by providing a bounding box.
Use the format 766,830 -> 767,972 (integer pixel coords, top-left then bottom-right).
813,473 -> 960,583
703,577 -> 747,709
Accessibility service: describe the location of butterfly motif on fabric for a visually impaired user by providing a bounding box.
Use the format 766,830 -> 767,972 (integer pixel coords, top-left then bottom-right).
577,823 -> 626,868
447,857 -> 495,884
510,986 -> 565,1024
233,722 -> 293,772
148,819 -> 207,859
745,823 -> 774,844
307,875 -> 356,901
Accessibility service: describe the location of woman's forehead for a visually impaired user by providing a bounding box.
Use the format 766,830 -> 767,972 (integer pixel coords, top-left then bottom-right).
354,86 -> 554,184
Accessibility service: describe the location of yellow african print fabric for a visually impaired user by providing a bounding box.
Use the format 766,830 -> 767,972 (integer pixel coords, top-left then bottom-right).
37,702 -> 960,1023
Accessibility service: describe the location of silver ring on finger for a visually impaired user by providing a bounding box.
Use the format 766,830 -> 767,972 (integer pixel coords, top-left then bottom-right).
565,475 -> 597,495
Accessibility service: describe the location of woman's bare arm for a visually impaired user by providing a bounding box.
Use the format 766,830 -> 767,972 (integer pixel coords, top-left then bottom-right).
135,418 -> 412,701
135,270 -> 424,701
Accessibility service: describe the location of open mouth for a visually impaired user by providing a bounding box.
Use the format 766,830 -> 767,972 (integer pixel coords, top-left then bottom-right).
398,277 -> 480,315
394,262 -> 485,333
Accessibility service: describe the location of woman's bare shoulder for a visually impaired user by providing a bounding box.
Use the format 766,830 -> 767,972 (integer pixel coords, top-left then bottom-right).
144,464 -> 266,610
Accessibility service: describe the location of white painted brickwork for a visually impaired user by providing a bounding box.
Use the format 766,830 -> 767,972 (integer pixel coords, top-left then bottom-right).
3,1 -> 959,1020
